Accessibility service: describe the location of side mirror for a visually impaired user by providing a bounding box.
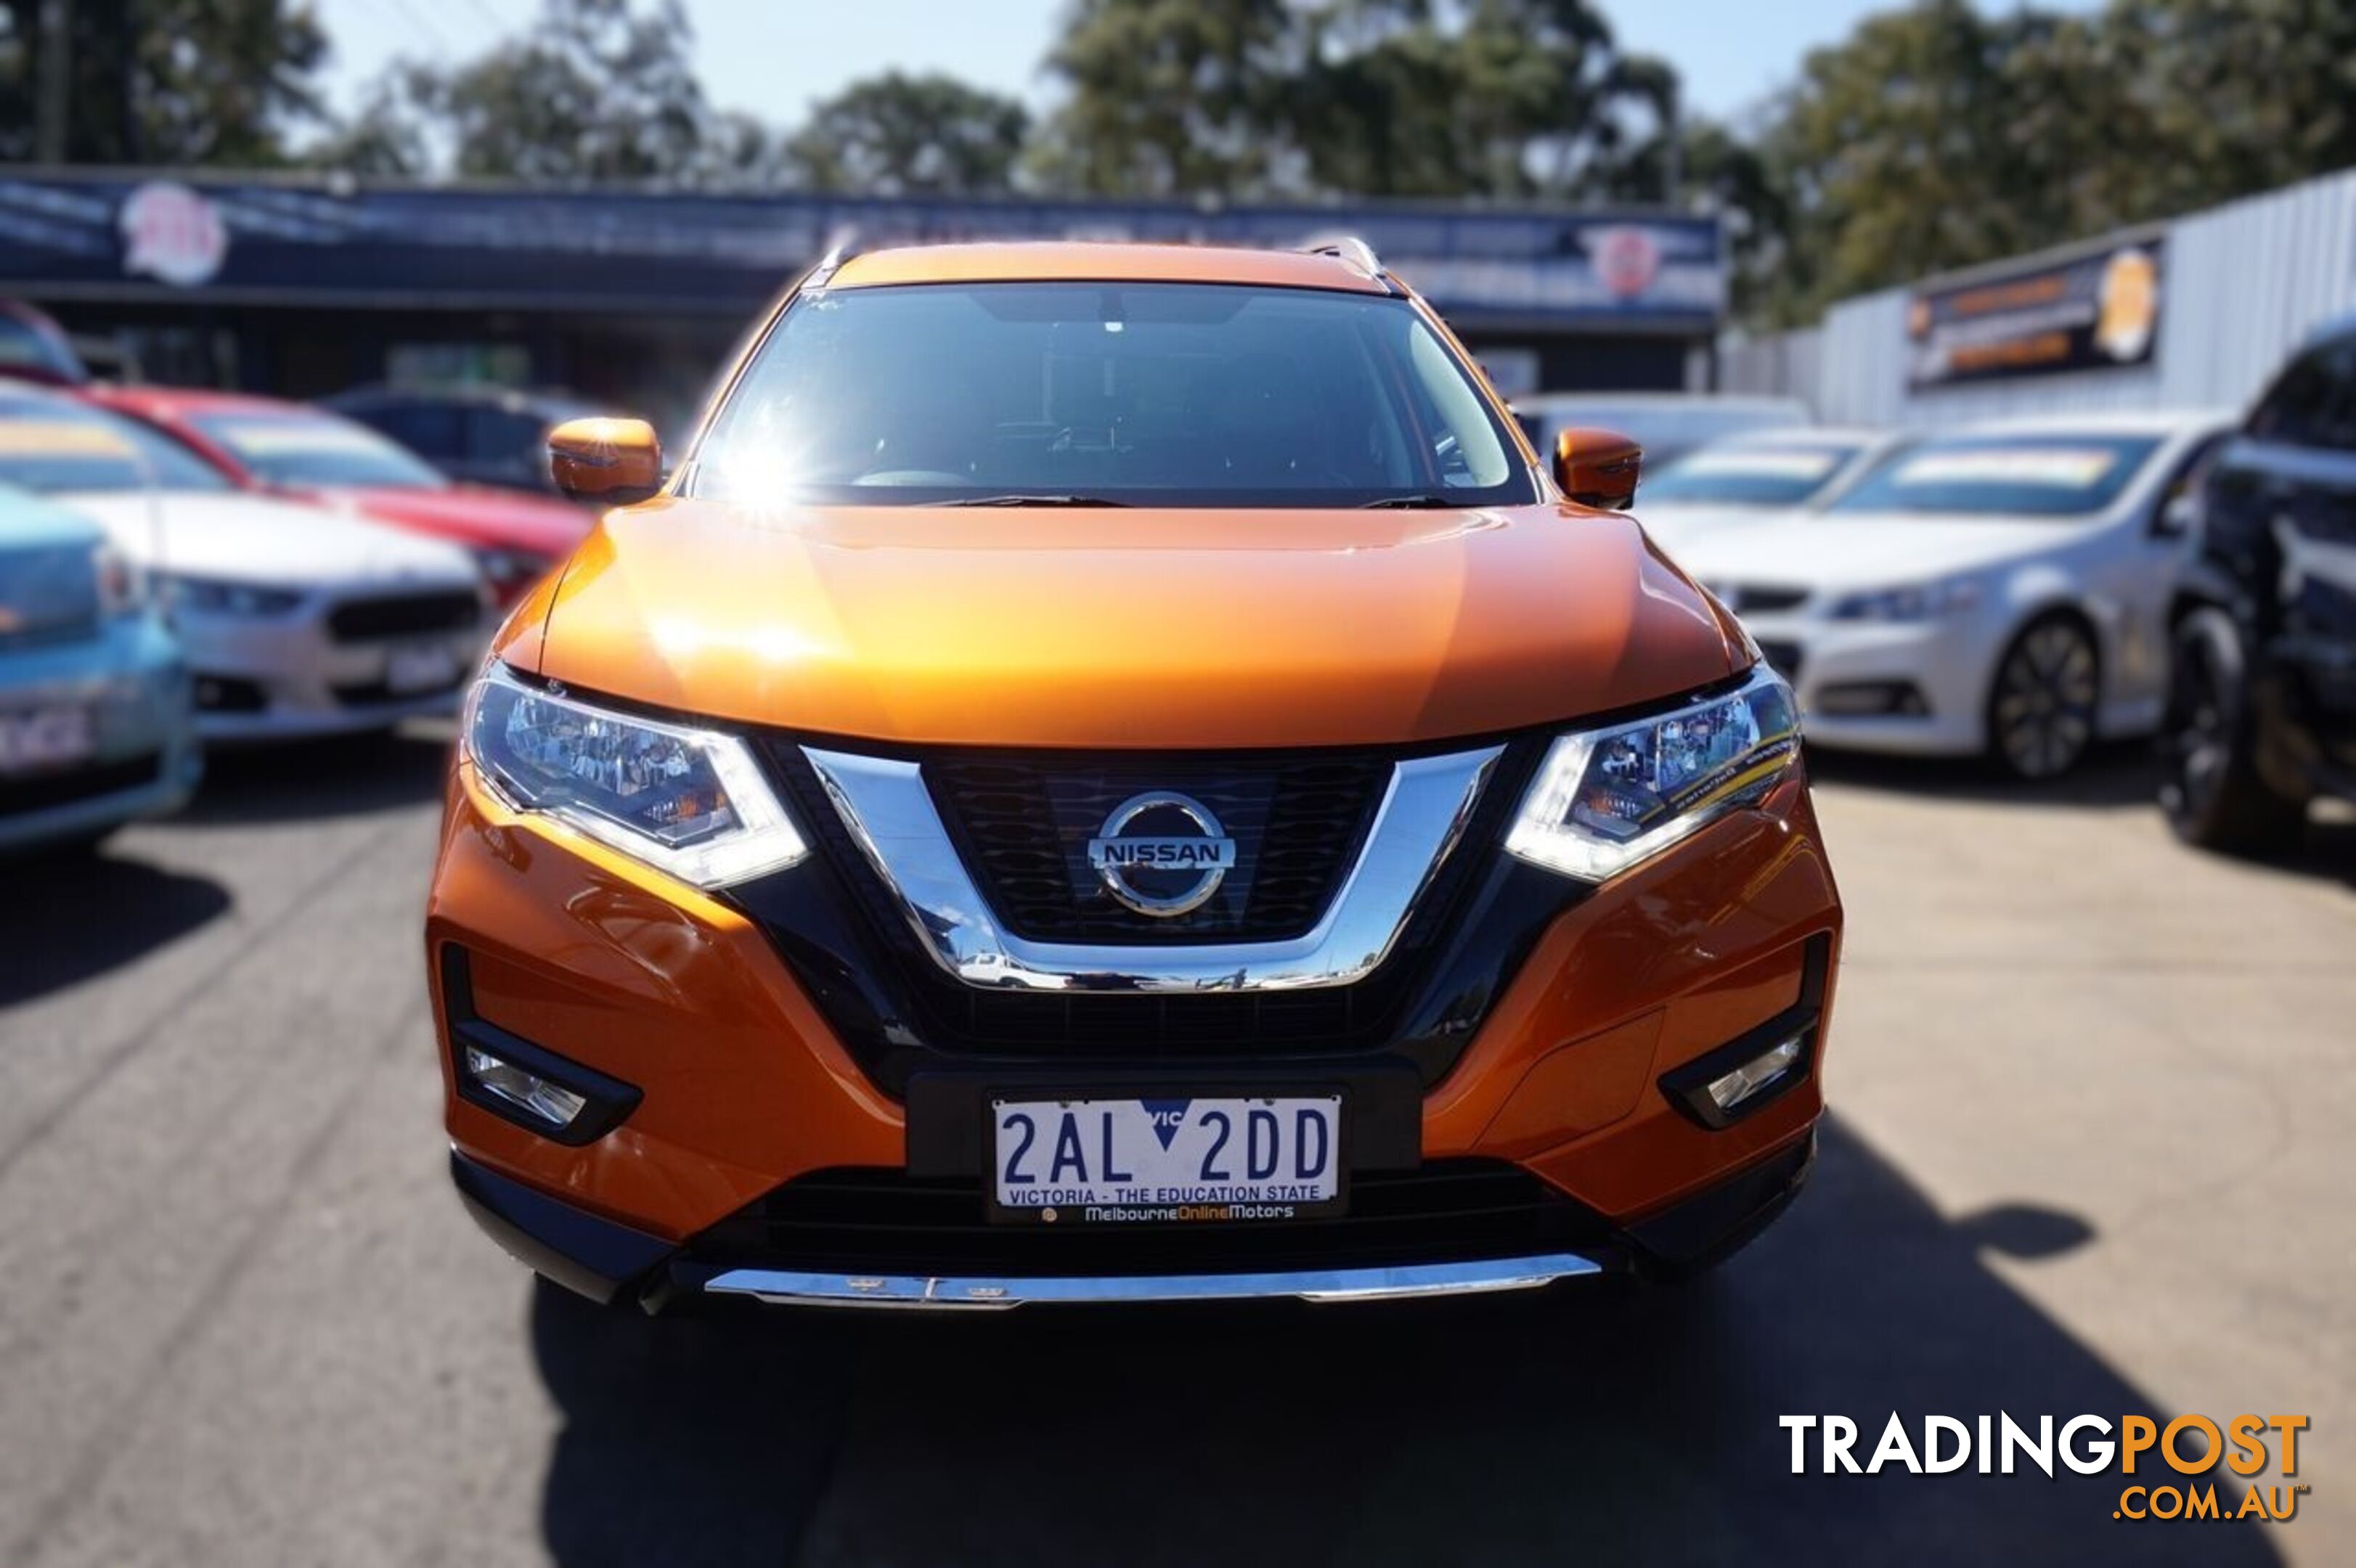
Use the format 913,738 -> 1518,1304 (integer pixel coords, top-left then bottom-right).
1553,425 -> 1643,510
2153,490 -> 2200,538
548,417 -> 663,506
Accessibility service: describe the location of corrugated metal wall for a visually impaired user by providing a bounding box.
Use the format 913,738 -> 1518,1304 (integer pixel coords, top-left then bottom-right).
1735,168 -> 2356,428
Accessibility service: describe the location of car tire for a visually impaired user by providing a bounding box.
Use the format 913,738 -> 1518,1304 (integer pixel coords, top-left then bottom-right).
2158,606 -> 2307,854
1985,612 -> 2101,780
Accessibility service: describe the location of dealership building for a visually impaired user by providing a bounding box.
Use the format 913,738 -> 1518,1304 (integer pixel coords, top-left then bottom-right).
0,169 -> 1727,431
1725,166 -> 2356,427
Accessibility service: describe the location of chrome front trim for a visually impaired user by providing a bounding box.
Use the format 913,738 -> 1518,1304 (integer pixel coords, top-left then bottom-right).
801,743 -> 1503,993
700,1250 -> 1605,1310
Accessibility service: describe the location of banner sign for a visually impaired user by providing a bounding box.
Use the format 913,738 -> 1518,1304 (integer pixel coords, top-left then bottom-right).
1906,236 -> 2163,389
0,173 -> 1724,332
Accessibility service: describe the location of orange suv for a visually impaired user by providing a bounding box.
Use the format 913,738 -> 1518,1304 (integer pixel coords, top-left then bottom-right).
426,238 -> 1842,1310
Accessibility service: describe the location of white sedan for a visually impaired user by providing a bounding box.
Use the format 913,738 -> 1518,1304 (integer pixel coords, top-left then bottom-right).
1634,427 -> 1909,555
0,386 -> 489,743
1671,411 -> 2235,779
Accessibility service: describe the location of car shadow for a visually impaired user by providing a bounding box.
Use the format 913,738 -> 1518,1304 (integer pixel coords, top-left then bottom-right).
526,1117 -> 2282,1568
176,722 -> 454,826
0,849 -> 232,1007
1803,738 -> 2159,809
2241,812 -> 2356,893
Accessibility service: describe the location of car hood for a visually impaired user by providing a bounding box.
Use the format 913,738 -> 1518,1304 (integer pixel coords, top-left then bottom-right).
1672,510 -> 2098,594
59,489 -> 481,587
513,499 -> 1750,748
322,483 -> 594,558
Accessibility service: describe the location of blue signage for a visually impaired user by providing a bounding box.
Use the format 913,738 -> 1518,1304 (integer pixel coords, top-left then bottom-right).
0,173 -> 1723,333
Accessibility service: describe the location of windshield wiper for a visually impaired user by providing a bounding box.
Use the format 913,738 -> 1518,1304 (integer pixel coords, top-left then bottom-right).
1358,493 -> 1466,509
935,493 -> 1133,507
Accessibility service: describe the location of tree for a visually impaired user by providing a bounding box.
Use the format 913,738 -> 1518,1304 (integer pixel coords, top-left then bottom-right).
0,0 -> 329,166
319,0 -> 712,184
1748,0 -> 2356,327
1295,0 -> 1671,200
788,72 -> 1030,195
1030,0 -> 1297,196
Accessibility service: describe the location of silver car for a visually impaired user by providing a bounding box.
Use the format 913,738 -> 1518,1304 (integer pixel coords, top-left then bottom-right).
0,385 -> 488,743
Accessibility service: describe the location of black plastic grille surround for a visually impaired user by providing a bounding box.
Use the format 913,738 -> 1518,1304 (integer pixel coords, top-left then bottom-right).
681,1159 -> 1612,1278
325,592 -> 483,643
926,751 -> 1387,943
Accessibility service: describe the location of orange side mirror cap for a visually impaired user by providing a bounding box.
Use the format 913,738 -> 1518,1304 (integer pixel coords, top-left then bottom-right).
1553,426 -> 1643,510
548,417 -> 663,506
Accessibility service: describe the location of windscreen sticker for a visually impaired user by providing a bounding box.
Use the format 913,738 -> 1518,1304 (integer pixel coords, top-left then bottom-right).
1891,447 -> 2120,489
1679,449 -> 1843,481
0,421 -> 134,456
203,419 -> 382,457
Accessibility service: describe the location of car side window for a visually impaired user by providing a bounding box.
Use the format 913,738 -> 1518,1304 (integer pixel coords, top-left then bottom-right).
369,402 -> 463,460
2157,434 -> 2226,507
2249,340 -> 2356,449
465,406 -> 544,465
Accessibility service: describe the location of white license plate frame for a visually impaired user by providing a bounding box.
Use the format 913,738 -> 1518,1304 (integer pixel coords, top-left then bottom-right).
987,1093 -> 1346,1226
385,642 -> 461,695
0,705 -> 97,776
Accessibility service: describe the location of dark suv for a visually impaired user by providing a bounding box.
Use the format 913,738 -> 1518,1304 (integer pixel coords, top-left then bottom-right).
2160,318 -> 2356,852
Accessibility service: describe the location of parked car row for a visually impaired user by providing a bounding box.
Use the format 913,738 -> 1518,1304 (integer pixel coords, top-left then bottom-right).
1622,320 -> 2356,855
0,374 -> 598,856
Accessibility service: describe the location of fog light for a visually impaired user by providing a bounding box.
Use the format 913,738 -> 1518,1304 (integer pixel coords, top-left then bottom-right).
1705,1033 -> 1803,1113
463,1045 -> 588,1129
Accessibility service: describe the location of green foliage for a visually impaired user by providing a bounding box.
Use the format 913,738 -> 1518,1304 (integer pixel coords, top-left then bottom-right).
1027,0 -> 1670,200
1029,0 -> 1296,195
1756,0 -> 2356,325
0,0 -> 328,165
790,71 -> 1031,196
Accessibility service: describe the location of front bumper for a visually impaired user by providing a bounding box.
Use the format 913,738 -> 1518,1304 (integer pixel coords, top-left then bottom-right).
1746,609 -> 1997,756
452,1130 -> 1816,1309
428,751 -> 1841,1309
0,613 -> 201,852
174,590 -> 485,743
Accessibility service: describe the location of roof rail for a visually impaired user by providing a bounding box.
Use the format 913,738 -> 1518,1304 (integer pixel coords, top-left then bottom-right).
804,226 -> 860,290
1298,234 -> 1390,287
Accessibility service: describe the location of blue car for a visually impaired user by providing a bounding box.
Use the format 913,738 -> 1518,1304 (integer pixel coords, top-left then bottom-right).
0,483 -> 200,854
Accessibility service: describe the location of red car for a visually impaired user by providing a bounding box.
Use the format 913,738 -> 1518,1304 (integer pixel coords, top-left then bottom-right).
81,387 -> 593,606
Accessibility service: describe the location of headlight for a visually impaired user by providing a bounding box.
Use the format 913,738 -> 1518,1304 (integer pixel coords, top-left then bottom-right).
462,663 -> 808,889
1827,578 -> 1981,621
159,574 -> 306,617
92,542 -> 146,616
1504,665 -> 1801,881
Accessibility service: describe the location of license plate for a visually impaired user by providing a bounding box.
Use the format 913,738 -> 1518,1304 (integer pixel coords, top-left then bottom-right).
990,1095 -> 1343,1224
0,706 -> 96,775
385,644 -> 460,694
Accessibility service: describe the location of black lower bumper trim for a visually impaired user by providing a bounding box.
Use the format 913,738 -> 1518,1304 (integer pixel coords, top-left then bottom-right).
449,1151 -> 674,1305
453,1131 -> 1817,1307
1621,1131 -> 1816,1279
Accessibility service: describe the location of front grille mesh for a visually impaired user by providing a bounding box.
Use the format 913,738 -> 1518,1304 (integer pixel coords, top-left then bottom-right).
926,752 -> 1388,943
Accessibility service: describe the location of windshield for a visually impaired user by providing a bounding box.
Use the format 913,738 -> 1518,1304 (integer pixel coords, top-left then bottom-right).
1641,441 -> 1864,507
0,399 -> 232,494
190,409 -> 447,489
1829,434 -> 2164,518
0,311 -> 85,384
693,282 -> 1533,507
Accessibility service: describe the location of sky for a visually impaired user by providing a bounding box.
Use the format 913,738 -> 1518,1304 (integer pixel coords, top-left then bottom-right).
311,0 -> 2038,133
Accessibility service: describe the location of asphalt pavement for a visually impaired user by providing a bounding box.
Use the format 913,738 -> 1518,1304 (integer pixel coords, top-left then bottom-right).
1,725 -> 2349,1567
